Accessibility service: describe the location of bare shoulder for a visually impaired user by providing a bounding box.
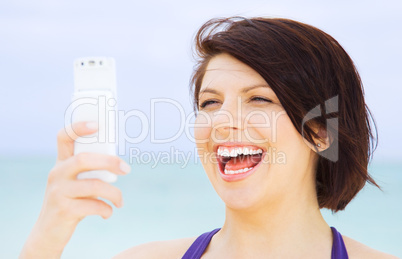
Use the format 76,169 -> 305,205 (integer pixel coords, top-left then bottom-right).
112,236 -> 197,259
342,235 -> 399,259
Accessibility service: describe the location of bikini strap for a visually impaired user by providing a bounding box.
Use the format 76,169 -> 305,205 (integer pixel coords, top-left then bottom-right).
182,228 -> 221,259
331,226 -> 349,259
183,227 -> 348,258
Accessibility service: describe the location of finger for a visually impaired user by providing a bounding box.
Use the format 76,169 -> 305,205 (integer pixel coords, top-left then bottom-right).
51,153 -> 131,181
71,198 -> 114,220
64,179 -> 123,208
57,121 -> 99,161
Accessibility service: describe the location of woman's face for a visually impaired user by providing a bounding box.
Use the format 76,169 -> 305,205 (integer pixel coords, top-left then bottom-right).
194,53 -> 318,211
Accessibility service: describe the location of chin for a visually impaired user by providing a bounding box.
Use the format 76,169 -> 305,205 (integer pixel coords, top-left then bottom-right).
208,161 -> 273,212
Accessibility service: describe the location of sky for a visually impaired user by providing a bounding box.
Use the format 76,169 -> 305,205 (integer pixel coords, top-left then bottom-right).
0,0 -> 401,162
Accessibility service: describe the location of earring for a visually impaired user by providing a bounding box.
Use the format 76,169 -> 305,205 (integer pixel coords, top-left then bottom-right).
316,143 -> 321,147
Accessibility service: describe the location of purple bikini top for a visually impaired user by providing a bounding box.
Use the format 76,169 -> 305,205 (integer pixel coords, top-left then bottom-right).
182,226 -> 348,259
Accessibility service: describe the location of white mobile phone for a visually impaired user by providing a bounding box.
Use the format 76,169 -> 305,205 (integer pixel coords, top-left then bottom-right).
71,57 -> 118,183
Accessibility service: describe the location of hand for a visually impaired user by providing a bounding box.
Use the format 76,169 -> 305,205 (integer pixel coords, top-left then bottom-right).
19,121 -> 131,259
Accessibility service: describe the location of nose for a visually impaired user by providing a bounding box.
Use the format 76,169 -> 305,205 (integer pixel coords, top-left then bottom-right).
212,96 -> 243,136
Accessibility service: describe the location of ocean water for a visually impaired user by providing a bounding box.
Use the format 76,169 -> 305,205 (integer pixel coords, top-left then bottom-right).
1,156 -> 401,258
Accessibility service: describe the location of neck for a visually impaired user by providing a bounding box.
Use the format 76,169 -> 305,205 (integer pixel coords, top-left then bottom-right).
211,186 -> 332,257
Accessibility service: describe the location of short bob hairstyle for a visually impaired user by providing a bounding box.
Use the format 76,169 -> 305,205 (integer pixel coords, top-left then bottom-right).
190,17 -> 380,212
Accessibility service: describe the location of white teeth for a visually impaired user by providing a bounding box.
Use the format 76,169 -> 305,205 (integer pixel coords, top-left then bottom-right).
243,148 -> 249,155
217,146 -> 263,157
220,148 -> 230,157
224,167 -> 254,174
230,149 -> 237,157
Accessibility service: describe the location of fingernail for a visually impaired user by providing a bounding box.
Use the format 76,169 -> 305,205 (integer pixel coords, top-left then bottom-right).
120,161 -> 131,174
86,121 -> 98,130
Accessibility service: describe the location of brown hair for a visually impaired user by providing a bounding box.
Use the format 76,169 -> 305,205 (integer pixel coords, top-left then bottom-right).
190,17 -> 381,212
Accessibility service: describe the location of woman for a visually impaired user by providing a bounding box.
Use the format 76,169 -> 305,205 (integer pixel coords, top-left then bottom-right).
20,17 -> 397,258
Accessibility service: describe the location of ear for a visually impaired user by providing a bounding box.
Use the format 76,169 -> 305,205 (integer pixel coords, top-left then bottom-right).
307,126 -> 332,153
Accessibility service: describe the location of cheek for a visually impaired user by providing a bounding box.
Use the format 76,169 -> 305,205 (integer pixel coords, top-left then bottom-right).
246,109 -> 306,157
194,113 -> 212,149
194,113 -> 218,173
244,109 -> 278,143
271,113 -> 311,163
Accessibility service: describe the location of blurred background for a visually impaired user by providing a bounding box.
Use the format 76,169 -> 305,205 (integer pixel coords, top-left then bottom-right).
0,0 -> 401,258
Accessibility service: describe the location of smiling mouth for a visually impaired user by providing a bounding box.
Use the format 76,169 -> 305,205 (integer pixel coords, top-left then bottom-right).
217,146 -> 264,175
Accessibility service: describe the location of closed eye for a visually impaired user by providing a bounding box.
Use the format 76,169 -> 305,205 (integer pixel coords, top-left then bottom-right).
200,99 -> 220,109
250,96 -> 272,103
200,96 -> 272,109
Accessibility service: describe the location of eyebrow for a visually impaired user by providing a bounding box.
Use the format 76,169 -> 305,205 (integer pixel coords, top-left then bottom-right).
199,84 -> 270,96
